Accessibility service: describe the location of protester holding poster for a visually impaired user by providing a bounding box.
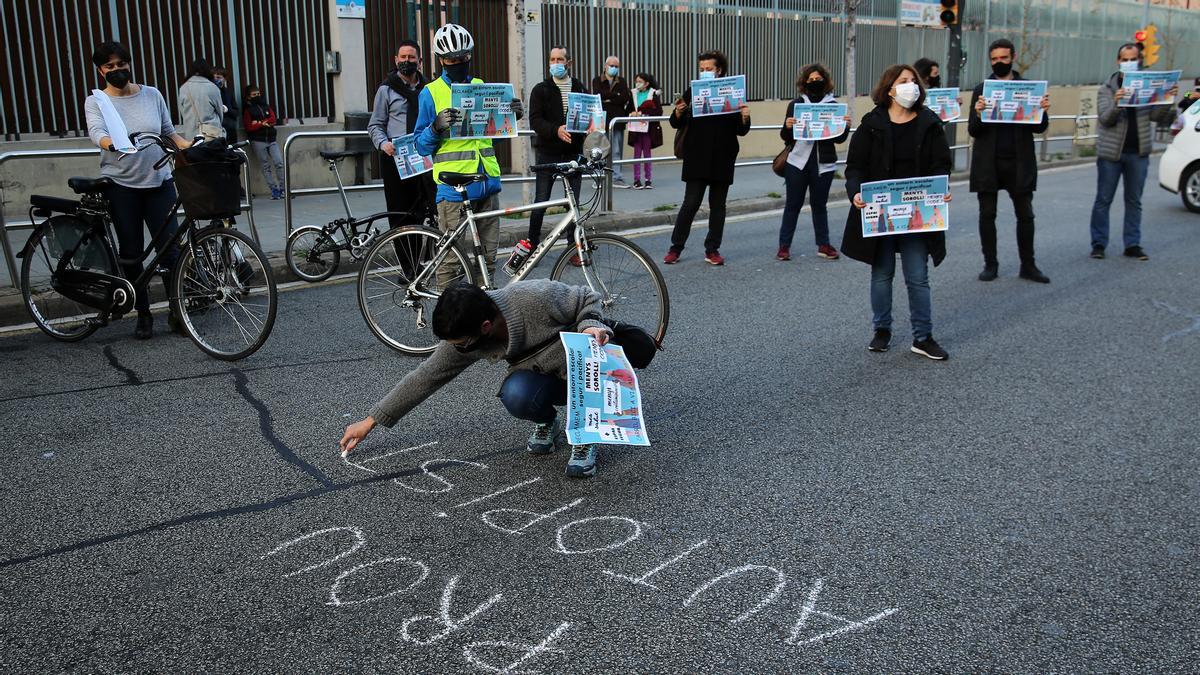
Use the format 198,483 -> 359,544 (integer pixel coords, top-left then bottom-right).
841,64 -> 952,361
777,63 -> 850,261
591,56 -> 634,186
627,73 -> 663,190
369,39 -> 434,230
968,39 -> 1051,284
1090,43 -> 1178,261
338,280 -> 615,480
664,50 -> 751,267
413,23 -> 525,285
527,46 -> 587,246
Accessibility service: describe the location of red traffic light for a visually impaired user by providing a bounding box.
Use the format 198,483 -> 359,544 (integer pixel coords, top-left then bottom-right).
1135,30 -> 1148,42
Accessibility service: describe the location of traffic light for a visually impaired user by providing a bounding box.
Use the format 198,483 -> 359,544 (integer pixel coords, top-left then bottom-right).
1138,24 -> 1160,67
940,0 -> 959,26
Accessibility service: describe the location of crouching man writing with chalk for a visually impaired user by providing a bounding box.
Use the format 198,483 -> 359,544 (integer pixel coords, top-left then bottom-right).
340,280 -> 616,478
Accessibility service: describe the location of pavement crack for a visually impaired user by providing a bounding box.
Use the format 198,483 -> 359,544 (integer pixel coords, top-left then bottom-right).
233,368 -> 335,489
102,346 -> 142,385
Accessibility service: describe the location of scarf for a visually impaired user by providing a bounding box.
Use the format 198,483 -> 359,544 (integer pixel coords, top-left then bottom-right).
386,69 -> 426,133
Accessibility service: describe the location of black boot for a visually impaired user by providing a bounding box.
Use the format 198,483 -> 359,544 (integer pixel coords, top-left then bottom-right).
134,311 -> 153,339
978,262 -> 999,281
1019,264 -> 1050,284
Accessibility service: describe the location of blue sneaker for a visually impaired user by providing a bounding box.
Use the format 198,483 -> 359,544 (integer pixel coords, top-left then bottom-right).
527,416 -> 561,455
565,444 -> 597,478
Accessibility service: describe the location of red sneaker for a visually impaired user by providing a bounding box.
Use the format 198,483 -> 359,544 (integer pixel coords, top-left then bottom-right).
663,250 -> 680,264
705,251 -> 725,266
776,246 -> 791,261
817,245 -> 840,260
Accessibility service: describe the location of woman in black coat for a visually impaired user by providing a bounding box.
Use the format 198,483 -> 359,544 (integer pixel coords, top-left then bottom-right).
841,64 -> 953,360
663,50 -> 751,266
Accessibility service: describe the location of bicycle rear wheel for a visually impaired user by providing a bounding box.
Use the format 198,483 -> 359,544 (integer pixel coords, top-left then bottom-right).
19,215 -> 117,341
551,233 -> 670,342
357,226 -> 474,355
285,225 -> 341,282
172,225 -> 277,360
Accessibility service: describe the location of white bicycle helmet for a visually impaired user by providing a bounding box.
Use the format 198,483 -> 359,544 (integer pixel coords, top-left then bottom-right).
433,24 -> 474,59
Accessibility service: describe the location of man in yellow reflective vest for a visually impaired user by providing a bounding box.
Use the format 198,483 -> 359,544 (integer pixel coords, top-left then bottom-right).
414,23 -> 524,286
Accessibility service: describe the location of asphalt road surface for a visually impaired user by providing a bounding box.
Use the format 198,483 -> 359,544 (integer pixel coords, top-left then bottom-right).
1,162 -> 1197,672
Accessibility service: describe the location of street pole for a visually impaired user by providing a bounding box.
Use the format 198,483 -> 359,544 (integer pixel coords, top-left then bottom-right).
945,0 -> 966,170
1142,0 -> 1150,28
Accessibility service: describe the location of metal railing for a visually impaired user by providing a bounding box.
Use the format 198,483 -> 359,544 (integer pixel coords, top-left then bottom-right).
1,147 -> 258,290
282,129 -> 539,235
604,112 -> 1102,209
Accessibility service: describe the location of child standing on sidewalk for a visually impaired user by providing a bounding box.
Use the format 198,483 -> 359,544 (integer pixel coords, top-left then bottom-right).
628,73 -> 663,190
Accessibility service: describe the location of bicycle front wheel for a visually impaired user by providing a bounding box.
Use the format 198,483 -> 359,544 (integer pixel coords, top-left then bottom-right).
551,233 -> 670,343
19,215 -> 118,342
357,226 -> 475,355
172,226 -> 278,360
285,225 -> 341,282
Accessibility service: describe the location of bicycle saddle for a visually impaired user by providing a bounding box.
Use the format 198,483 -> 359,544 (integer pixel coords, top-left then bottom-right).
438,171 -> 486,187
320,150 -> 359,161
67,176 -> 114,194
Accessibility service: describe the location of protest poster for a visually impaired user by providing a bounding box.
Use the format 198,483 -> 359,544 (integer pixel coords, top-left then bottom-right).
926,87 -> 962,122
689,75 -> 746,118
389,133 -> 433,179
450,83 -> 518,139
860,175 -> 950,238
900,0 -> 944,27
792,102 -> 847,141
1119,70 -> 1182,107
560,332 -> 650,447
566,92 -> 606,134
980,79 -> 1048,124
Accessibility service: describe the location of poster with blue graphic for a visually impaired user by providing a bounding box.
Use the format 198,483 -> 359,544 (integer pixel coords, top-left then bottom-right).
335,0 -> 365,18
690,75 -> 746,117
860,175 -> 950,238
450,83 -> 518,139
389,133 -> 433,179
980,79 -> 1047,124
1119,70 -> 1182,107
926,87 -> 962,122
560,332 -> 650,447
792,103 -> 847,141
566,92 -> 606,134
900,0 -> 945,27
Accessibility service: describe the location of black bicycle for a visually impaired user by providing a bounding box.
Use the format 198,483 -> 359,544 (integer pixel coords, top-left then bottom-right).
17,133 -> 278,360
284,150 -> 436,282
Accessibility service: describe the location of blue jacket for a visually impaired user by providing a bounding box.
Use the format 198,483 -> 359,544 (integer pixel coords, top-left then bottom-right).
414,72 -> 503,203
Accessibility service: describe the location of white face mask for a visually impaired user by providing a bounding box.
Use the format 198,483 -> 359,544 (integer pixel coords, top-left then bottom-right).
698,70 -> 716,80
893,82 -> 920,109
1119,60 -> 1140,74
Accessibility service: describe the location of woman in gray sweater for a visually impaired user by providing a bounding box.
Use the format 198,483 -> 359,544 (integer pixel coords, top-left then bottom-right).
177,58 -> 225,141
84,41 -> 191,339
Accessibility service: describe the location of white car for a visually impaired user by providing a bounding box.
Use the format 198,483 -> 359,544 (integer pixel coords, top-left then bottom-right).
1159,99 -> 1200,212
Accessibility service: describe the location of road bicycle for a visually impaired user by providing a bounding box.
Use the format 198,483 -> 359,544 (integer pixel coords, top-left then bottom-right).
17,133 -> 278,360
356,146 -> 670,355
284,150 -> 436,282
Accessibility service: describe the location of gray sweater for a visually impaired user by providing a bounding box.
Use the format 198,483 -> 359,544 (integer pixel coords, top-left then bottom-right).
368,80 -> 421,149
84,85 -> 176,189
368,280 -> 612,428
178,75 -> 225,140
1097,72 -> 1177,161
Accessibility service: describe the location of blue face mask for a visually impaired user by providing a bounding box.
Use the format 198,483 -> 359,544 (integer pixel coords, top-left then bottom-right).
698,70 -> 716,80
549,63 -> 567,79
1119,60 -> 1140,74
607,66 -> 619,77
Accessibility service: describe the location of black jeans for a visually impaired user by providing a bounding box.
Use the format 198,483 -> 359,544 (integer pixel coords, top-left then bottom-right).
670,180 -> 730,254
977,187 -> 1036,267
528,153 -> 584,246
380,151 -> 434,230
105,180 -> 180,313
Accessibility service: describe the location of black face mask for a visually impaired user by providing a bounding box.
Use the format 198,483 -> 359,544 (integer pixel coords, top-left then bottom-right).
105,68 -> 131,89
804,81 -> 826,99
992,61 -> 1013,77
444,61 -> 471,83
397,61 -> 419,77
250,95 -> 264,104
927,76 -> 941,88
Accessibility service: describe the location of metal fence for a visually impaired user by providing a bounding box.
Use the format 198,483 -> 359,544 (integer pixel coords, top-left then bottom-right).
0,0 -> 334,140
543,0 -> 1200,100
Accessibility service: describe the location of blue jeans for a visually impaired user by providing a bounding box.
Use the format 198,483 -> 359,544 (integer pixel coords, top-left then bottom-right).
778,154 -> 834,247
499,370 -> 568,424
1089,153 -> 1148,249
871,235 -> 932,340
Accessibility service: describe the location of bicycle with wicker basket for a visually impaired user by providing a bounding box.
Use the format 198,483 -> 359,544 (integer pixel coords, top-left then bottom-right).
16,133 -> 279,360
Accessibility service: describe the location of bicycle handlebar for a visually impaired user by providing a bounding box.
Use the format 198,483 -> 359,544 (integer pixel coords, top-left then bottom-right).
529,157 -> 610,175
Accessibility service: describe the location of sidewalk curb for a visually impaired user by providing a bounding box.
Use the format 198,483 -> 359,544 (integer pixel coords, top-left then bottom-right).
0,156 -> 1101,330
